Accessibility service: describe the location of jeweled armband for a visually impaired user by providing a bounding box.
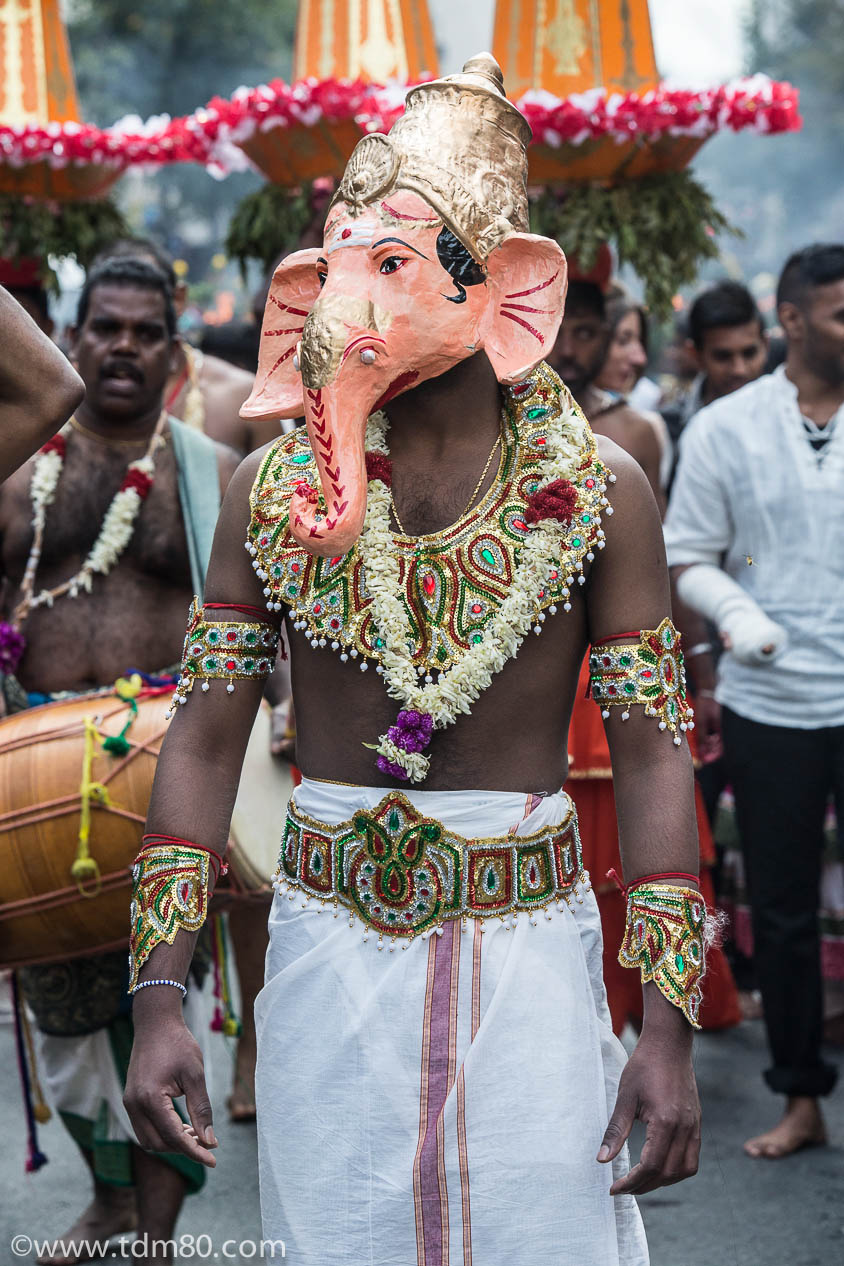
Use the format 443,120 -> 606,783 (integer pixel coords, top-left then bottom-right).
168,597 -> 279,716
589,618 -> 694,744
618,883 -> 706,1027
128,837 -> 225,992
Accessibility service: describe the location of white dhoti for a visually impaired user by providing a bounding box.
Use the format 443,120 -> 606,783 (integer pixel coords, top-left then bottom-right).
255,779 -> 648,1265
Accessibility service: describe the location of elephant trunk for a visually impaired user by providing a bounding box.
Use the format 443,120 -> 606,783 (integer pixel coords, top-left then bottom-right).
289,380 -> 370,557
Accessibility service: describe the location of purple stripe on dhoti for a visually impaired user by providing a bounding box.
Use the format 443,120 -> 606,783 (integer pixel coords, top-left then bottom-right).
417,921 -> 458,1265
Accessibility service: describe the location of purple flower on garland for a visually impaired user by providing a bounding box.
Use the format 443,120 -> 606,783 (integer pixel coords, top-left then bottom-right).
0,622 -> 25,674
377,755 -> 410,781
388,709 -> 434,754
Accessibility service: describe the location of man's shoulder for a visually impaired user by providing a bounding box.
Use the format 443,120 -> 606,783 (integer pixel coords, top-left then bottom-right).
246,427 -> 313,513
199,352 -> 255,393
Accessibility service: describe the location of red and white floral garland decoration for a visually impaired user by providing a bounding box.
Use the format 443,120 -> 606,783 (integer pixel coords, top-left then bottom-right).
10,415 -> 165,633
0,114 -> 203,174
186,74 -> 801,176
0,75 -> 800,178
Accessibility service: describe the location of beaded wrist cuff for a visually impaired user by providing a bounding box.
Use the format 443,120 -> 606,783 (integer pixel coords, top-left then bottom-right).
128,841 -> 223,991
589,618 -> 694,744
618,883 -> 706,1027
168,597 -> 279,717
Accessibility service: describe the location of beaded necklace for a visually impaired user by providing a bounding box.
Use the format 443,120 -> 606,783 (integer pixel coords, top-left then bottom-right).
247,363 -> 615,782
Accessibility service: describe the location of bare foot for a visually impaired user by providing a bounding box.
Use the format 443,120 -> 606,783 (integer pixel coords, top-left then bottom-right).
37,1189 -> 137,1264
743,1097 -> 827,1159
227,1039 -> 257,1122
738,989 -> 764,1021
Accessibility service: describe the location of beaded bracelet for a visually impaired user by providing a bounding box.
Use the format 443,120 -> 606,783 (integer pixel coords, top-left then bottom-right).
618,882 -> 707,1027
590,617 -> 694,745
130,978 -> 187,999
167,596 -> 280,717
128,836 -> 223,992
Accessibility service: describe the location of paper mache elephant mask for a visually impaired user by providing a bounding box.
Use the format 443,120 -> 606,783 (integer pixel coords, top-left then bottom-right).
241,53 -> 568,557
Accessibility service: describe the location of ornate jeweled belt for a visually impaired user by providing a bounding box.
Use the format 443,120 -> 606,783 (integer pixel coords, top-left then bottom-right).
273,791 -> 589,942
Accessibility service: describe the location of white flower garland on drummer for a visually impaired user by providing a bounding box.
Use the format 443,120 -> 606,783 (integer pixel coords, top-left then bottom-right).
1,419 -> 166,673
359,402 -> 614,783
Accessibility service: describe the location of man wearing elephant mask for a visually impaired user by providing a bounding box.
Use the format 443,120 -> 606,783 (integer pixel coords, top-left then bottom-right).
125,55 -> 704,1265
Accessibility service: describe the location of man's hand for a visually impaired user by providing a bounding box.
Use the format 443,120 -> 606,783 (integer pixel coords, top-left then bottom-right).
124,1013 -> 218,1168
598,1020 -> 700,1196
693,692 -> 722,763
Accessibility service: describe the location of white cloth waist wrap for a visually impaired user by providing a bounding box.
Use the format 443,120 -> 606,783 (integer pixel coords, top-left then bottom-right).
255,779 -> 649,1266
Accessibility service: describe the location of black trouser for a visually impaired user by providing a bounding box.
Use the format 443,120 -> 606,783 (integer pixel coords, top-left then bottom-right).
722,706 -> 840,1098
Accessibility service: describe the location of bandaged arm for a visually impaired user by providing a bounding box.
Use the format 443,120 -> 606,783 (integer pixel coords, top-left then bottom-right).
665,407 -> 787,666
675,564 -> 788,665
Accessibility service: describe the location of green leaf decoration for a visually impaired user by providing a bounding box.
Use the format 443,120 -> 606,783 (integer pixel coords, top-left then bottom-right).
226,183 -> 316,279
529,171 -> 738,317
0,195 -> 128,289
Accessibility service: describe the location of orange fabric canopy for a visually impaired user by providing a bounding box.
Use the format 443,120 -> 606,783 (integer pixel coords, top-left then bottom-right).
492,0 -> 659,98
293,0 -> 439,82
0,0 -> 80,127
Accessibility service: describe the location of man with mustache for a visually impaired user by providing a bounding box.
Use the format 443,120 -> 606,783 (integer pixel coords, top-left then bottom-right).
0,257 -> 239,1264
666,243 -> 844,1160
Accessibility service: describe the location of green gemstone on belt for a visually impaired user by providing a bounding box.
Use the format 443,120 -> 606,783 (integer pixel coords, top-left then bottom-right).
571,536 -> 582,548
675,953 -> 685,973
290,454 -> 310,465
526,406 -> 549,419
389,809 -> 400,831
481,548 -> 496,566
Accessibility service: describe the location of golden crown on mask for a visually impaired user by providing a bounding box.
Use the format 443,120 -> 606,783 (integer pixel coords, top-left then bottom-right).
331,53 -> 532,264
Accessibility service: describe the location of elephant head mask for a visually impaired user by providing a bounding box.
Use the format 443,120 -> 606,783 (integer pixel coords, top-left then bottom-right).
241,53 -> 568,557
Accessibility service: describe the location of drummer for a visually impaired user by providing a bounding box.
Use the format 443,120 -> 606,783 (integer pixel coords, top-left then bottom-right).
94,237 -> 289,1123
0,257 -> 239,1262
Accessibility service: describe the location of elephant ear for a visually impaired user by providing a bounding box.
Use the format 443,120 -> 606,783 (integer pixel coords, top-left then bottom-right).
480,234 -> 568,386
240,249 -> 322,420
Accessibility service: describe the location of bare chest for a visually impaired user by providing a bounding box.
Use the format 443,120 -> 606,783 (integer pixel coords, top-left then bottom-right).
1,442 -> 190,591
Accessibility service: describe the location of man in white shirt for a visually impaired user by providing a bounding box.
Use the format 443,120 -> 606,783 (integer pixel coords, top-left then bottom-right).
661,280 -> 768,452
664,243 -> 844,1159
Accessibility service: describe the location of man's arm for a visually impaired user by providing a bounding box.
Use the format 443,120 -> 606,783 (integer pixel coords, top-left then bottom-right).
124,448 -> 283,1167
586,438 -> 701,1196
0,286 -> 84,479
664,410 -> 785,663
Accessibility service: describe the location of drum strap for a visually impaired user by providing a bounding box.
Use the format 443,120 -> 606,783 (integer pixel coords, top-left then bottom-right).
169,416 -> 221,595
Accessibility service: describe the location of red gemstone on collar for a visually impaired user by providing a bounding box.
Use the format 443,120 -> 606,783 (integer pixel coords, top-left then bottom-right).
422,573 -> 436,595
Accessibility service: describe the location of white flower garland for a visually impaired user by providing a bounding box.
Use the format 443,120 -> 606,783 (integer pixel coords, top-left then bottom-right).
13,419 -> 165,627
360,396 -> 606,781
84,459 -> 155,581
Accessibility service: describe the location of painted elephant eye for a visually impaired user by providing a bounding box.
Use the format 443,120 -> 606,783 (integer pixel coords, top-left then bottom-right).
317,270 -> 327,288
379,256 -> 407,275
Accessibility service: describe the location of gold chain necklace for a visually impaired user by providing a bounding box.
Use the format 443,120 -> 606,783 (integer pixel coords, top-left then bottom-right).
389,428 -> 502,536
70,414 -> 164,448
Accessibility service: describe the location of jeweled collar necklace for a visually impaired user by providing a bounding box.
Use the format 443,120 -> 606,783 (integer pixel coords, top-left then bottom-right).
247,361 -> 615,781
